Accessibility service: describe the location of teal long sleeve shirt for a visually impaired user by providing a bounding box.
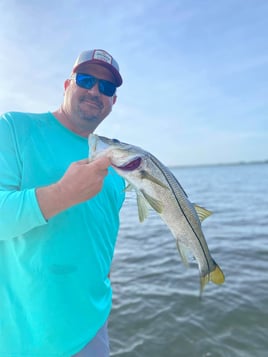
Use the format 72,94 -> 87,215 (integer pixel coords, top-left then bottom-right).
0,111 -> 125,356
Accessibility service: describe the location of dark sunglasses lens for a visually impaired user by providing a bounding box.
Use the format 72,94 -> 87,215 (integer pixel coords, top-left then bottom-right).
76,73 -> 116,96
99,80 -> 116,97
76,73 -> 96,89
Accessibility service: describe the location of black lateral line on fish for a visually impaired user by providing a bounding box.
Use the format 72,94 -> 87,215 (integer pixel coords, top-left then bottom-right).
149,154 -> 211,273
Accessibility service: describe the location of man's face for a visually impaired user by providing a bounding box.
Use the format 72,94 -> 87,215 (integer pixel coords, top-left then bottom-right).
63,63 -> 117,135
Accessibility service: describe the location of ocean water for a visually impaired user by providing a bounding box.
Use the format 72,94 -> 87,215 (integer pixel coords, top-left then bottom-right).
109,163 -> 268,357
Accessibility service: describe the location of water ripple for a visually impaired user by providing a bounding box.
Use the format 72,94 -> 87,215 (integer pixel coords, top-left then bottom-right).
110,164 -> 268,356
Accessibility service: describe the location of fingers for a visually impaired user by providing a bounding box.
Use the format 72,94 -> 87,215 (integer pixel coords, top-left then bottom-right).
62,156 -> 112,202
41,154 -> 113,218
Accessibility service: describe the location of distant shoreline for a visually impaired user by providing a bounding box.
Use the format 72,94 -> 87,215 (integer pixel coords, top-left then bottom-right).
170,160 -> 268,169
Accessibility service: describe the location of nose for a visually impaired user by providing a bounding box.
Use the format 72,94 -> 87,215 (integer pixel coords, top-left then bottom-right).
87,81 -> 100,96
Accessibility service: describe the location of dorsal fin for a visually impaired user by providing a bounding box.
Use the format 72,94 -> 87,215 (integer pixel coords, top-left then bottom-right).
194,204 -> 212,222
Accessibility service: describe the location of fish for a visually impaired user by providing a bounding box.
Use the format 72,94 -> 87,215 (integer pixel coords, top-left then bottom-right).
88,134 -> 225,293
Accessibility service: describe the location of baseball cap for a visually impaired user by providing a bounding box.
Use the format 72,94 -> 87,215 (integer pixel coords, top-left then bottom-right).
72,49 -> 123,87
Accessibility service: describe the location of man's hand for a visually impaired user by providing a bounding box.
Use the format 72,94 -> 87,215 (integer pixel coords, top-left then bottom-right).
36,156 -> 111,220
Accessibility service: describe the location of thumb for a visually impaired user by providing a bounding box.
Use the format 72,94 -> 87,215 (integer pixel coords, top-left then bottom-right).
90,155 -> 111,169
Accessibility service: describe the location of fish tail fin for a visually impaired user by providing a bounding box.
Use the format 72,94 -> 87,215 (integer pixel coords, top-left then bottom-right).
200,263 -> 225,294
210,264 -> 225,285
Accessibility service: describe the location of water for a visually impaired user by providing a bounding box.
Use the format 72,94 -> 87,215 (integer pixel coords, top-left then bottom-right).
109,163 -> 268,357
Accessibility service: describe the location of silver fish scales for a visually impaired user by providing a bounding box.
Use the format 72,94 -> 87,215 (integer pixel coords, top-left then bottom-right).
89,134 -> 225,293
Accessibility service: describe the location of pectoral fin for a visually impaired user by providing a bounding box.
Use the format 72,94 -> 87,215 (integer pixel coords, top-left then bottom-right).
141,190 -> 164,214
140,170 -> 169,190
136,192 -> 149,222
194,204 -> 213,222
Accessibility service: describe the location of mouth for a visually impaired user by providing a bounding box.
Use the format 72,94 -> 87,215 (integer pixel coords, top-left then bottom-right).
81,96 -> 103,110
84,100 -> 101,109
114,157 -> 142,171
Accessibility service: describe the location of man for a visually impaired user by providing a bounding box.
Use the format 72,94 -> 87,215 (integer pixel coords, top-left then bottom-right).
0,49 -> 125,356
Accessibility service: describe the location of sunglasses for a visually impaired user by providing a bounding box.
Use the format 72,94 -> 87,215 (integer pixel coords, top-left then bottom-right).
72,73 -> 117,97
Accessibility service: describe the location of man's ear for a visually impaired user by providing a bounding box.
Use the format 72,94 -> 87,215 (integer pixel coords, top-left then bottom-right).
112,95 -> 117,105
64,79 -> 71,90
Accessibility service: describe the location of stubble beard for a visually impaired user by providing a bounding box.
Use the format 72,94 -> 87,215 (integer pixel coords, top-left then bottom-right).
77,94 -> 104,125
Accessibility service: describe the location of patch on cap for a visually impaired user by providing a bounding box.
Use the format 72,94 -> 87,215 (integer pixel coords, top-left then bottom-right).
92,50 -> 113,64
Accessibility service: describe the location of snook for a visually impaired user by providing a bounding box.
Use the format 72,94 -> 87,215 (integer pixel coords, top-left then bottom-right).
89,134 -> 225,293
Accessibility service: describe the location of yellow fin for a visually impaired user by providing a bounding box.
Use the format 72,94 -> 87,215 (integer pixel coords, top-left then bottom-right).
210,264 -> 225,285
200,264 -> 225,293
194,204 -> 213,222
136,192 -> 149,222
141,190 -> 163,214
200,275 -> 210,293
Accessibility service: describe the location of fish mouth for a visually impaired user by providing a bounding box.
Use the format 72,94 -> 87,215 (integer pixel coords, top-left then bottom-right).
89,134 -> 110,156
89,134 -> 142,170
114,157 -> 142,171
89,134 -> 98,153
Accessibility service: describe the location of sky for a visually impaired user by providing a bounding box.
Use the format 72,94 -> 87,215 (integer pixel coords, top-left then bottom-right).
0,0 -> 267,166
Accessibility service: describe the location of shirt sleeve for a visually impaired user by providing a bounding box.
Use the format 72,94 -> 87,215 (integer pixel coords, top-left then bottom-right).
0,114 -> 47,240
